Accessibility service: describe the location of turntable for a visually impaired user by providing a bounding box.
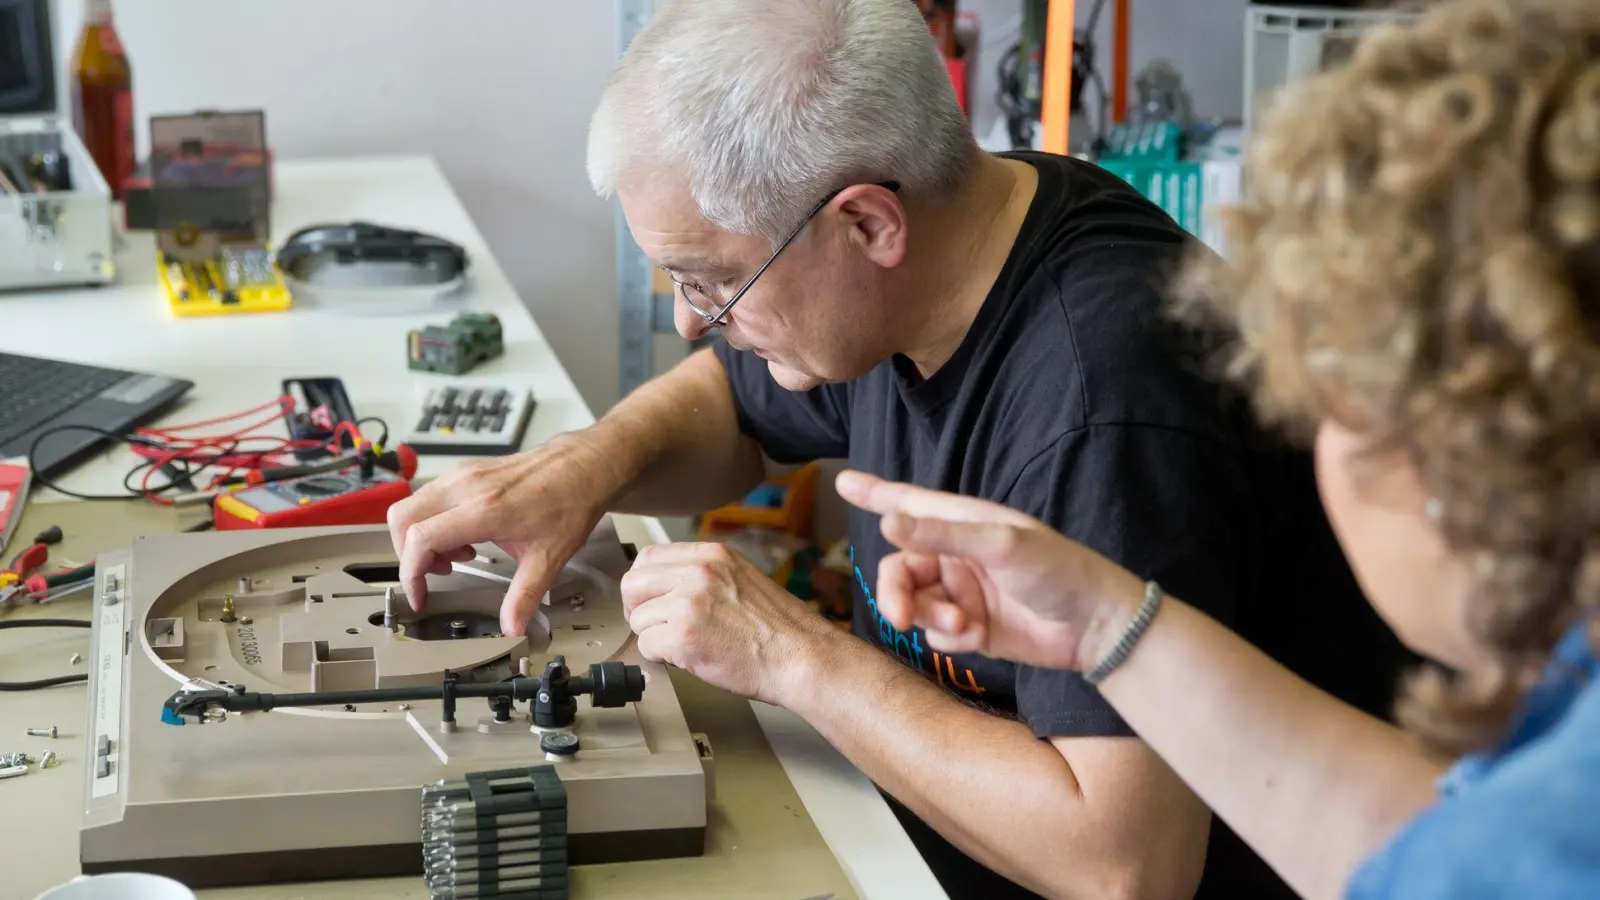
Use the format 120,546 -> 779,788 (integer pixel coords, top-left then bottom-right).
78,518 -> 710,891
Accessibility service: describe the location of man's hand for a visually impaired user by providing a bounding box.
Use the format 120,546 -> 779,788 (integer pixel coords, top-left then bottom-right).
387,436 -> 623,637
621,542 -> 837,706
835,470 -> 1147,672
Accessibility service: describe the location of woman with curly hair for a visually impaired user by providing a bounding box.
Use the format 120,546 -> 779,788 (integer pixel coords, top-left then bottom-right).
838,0 -> 1600,897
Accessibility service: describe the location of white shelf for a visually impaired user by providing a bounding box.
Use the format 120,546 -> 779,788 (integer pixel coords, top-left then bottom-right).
1244,4 -> 1418,135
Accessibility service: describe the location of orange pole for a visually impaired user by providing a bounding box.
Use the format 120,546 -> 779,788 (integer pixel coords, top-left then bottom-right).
1041,0 -> 1076,154
1113,0 -> 1130,122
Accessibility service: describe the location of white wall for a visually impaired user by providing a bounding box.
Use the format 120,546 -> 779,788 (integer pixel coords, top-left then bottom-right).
52,0 -> 626,413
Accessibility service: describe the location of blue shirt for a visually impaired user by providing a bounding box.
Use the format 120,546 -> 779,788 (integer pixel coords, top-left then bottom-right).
1347,618 -> 1600,899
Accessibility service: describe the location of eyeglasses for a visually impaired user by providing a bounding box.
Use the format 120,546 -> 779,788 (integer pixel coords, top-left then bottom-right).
669,181 -> 901,327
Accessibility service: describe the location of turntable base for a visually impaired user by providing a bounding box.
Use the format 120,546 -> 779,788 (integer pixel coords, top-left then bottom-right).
79,519 -> 709,889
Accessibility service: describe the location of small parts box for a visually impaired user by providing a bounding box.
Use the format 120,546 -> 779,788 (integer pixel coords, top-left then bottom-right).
404,385 -> 533,456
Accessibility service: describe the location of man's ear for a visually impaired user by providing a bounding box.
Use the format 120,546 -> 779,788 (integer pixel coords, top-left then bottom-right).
833,184 -> 908,268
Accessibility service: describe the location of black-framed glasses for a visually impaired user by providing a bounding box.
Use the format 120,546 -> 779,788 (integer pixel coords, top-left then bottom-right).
669,180 -> 901,327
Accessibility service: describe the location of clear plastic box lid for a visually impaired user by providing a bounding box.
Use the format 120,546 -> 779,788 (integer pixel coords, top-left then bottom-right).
135,110 -> 271,242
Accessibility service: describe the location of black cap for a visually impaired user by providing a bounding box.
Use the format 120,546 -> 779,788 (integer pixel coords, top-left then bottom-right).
540,730 -> 580,757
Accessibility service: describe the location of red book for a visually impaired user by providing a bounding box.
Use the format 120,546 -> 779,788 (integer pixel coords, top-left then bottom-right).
0,458 -> 31,560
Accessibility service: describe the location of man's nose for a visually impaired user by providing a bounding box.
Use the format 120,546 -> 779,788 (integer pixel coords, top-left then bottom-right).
675,297 -> 714,341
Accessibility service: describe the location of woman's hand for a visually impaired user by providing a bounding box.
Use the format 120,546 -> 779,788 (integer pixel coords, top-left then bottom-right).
836,470 -> 1146,671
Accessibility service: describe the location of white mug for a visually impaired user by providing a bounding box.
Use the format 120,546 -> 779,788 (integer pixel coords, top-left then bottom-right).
34,873 -> 196,900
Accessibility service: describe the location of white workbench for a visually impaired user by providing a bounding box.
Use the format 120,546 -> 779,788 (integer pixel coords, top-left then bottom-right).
0,155 -> 941,900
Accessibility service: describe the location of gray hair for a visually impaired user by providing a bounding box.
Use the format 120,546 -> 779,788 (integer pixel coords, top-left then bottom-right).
586,0 -> 977,242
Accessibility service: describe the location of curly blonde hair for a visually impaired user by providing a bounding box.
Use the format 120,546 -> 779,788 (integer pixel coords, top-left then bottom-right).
1175,0 -> 1600,754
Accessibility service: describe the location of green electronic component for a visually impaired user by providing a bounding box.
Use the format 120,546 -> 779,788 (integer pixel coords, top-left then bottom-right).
407,312 -> 504,375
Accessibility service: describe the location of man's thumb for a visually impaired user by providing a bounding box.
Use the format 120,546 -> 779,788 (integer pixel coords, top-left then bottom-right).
501,559 -> 555,638
882,512 -> 1024,562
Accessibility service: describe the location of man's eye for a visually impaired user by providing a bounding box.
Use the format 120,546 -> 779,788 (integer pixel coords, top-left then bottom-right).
693,281 -> 728,302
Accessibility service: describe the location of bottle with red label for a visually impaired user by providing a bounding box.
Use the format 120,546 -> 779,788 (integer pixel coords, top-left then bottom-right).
70,0 -> 135,201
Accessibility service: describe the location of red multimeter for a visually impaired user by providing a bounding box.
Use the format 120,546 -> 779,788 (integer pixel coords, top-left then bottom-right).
214,461 -> 411,530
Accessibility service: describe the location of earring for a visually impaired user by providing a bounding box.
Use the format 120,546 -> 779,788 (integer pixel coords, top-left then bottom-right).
1425,498 -> 1444,521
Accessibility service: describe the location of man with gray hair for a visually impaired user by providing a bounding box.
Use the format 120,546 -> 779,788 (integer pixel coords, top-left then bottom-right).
388,1 -> 1404,898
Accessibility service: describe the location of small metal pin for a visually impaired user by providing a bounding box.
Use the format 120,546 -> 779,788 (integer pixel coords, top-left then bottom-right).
69,653 -> 82,666
383,586 -> 398,631
238,615 -> 253,626
219,595 -> 237,624
39,750 -> 59,769
26,727 -> 58,739
237,577 -> 251,594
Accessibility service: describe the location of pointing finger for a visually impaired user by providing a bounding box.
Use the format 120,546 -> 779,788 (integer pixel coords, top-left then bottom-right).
882,512 -> 1027,564
837,470 -> 1027,525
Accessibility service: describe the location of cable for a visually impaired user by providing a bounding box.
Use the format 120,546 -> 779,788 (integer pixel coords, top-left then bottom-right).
27,424 -> 153,501
356,417 -> 390,449
0,619 -> 91,691
27,400 -> 388,508
0,674 -> 87,691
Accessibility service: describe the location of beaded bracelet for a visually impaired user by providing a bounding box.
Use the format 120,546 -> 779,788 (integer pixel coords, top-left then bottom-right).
1084,581 -> 1164,686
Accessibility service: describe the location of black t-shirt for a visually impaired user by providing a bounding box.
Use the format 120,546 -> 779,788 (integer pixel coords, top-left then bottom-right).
713,152 -> 1408,900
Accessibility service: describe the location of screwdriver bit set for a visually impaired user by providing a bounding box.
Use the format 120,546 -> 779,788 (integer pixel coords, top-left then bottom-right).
422,766 -> 570,900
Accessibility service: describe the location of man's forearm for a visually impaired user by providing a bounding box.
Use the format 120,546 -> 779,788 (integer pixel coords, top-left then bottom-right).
1090,578 -> 1449,900
567,348 -> 765,516
782,632 -> 1206,900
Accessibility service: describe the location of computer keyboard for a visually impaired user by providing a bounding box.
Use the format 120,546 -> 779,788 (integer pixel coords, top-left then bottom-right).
0,354 -> 130,447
